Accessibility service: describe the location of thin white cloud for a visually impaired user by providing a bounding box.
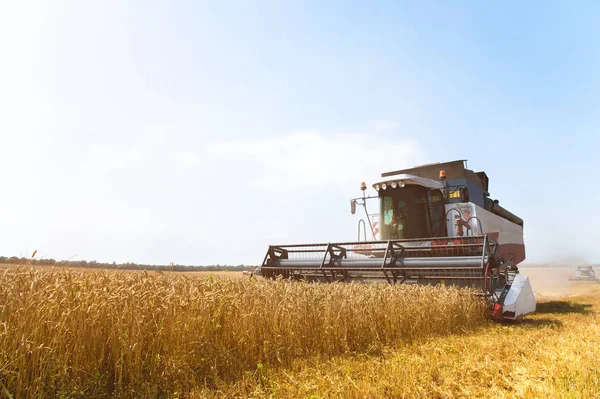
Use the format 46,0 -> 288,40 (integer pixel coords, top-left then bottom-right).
371,120 -> 399,132
209,131 -> 426,192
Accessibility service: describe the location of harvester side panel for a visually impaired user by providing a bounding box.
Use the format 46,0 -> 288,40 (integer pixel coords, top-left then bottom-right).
445,203 -> 526,265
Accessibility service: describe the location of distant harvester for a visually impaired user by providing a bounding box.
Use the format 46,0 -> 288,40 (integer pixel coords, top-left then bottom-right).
569,266 -> 599,282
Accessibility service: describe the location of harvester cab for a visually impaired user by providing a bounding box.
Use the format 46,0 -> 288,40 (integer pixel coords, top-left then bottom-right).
260,160 -> 536,321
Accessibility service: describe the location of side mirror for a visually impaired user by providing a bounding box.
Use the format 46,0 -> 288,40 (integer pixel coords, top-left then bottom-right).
351,199 -> 357,215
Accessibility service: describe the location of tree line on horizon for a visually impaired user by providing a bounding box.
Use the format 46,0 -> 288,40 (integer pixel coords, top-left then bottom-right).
0,256 -> 254,272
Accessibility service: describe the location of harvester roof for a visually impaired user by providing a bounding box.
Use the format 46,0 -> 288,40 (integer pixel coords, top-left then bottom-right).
372,174 -> 444,190
382,160 -> 488,193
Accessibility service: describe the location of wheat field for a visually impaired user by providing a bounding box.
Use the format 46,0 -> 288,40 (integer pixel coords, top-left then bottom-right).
202,269 -> 600,399
0,267 -> 486,398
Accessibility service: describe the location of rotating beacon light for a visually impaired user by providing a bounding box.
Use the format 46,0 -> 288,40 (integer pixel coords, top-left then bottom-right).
439,169 -> 448,201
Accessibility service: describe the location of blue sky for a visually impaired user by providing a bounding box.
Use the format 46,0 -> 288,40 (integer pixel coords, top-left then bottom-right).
1,1 -> 598,265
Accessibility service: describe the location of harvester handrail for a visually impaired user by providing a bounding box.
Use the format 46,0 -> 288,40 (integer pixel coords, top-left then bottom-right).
281,243 -> 488,254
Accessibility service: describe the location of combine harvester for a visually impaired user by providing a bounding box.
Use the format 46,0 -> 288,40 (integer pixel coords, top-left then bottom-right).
569,266 -> 599,282
259,160 -> 536,321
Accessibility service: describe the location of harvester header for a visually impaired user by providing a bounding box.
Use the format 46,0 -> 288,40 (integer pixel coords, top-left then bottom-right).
259,160 -> 536,321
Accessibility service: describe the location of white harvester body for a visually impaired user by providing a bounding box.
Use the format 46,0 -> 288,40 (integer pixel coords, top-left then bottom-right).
260,160 -> 537,321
